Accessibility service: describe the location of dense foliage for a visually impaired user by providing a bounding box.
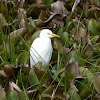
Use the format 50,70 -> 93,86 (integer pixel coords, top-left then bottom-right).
0,0 -> 100,99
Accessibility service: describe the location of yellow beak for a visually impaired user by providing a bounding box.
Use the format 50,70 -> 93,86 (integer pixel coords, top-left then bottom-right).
51,33 -> 60,38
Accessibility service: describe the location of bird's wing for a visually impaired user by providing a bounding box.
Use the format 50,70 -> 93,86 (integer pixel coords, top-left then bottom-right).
30,38 -> 52,68
30,38 -> 42,67
30,38 -> 47,66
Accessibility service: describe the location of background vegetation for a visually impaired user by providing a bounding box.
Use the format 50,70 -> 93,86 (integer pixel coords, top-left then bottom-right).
0,0 -> 100,99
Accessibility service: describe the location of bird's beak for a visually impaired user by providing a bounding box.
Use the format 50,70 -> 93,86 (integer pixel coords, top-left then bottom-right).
51,33 -> 60,38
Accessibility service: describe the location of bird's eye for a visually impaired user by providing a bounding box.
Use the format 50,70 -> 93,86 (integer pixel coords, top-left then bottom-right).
48,33 -> 50,35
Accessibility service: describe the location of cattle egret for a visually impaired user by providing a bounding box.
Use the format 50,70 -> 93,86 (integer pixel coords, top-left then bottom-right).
30,29 -> 59,70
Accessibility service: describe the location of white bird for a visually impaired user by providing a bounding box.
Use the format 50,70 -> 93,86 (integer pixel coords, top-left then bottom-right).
30,29 -> 59,70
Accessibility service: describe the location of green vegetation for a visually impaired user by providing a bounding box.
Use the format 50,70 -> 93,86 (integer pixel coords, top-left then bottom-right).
0,0 -> 100,99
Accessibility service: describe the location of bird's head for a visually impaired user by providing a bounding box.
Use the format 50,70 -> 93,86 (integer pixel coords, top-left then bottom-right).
40,29 -> 59,38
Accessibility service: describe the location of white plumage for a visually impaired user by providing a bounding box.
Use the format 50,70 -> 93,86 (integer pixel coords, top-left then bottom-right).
30,29 -> 59,70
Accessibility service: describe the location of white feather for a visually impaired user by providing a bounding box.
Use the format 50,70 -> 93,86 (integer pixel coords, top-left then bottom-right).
30,29 -> 54,70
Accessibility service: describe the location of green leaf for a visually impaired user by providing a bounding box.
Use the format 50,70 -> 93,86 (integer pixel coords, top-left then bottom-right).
43,0 -> 53,5
29,68 -> 39,85
18,51 -> 29,65
69,87 -> 81,100
30,30 -> 40,44
88,19 -> 100,35
67,50 -> 85,66
60,32 -> 69,45
53,68 -> 65,80
76,79 -> 87,92
93,0 -> 100,6
7,90 -> 18,100
19,91 -> 27,100
94,76 -> 100,94
29,19 -> 37,28
77,7 -> 85,17
80,86 -> 93,99
90,35 -> 99,44
53,38 -> 63,51
55,26 -> 64,36
38,10 -> 48,21
43,85 -> 56,94
79,67 -> 94,82
86,7 -> 96,19
65,21 -> 73,32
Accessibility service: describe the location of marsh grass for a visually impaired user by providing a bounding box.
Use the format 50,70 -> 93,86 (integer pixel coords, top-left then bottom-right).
0,0 -> 100,99
0,21 -> 98,100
